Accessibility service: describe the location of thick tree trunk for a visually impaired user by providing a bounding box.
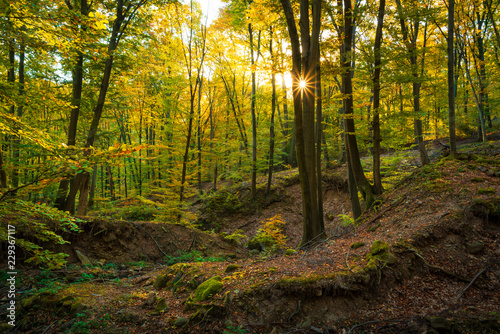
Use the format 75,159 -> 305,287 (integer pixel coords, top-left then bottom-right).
280,0 -> 324,246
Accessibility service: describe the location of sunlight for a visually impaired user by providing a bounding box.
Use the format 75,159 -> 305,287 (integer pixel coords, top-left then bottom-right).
299,79 -> 307,90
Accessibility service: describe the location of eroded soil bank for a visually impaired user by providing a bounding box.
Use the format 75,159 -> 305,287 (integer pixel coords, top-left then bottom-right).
1,144 -> 500,333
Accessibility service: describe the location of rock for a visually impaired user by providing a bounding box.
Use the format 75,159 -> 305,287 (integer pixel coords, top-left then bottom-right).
193,276 -> 223,301
154,274 -> 169,290
69,301 -> 88,317
75,249 -> 92,266
224,264 -> 241,273
249,249 -> 260,256
300,317 -> 312,329
154,297 -> 169,313
370,240 -> 389,256
247,238 -> 265,251
174,316 -> 188,327
466,241 -> 484,254
285,249 -> 298,256
224,319 -> 234,328
430,317 -> 451,332
117,310 -> 146,324
144,293 -> 157,307
350,242 -> 366,249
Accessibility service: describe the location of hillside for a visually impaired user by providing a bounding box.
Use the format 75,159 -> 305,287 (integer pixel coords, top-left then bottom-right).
1,142 -> 500,334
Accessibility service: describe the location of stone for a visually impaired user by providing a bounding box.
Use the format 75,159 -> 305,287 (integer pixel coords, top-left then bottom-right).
466,241 -> 484,255
224,264 -> 241,273
193,276 -> 223,301
224,319 -> 234,328
351,241 -> 366,249
154,297 -> 168,313
75,249 -> 92,266
174,317 -> 188,327
430,317 -> 451,332
370,240 -> 389,256
300,317 -> 312,329
144,293 -> 157,307
154,274 -> 169,290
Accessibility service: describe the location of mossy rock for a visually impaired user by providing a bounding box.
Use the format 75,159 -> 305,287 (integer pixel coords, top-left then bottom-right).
154,274 -> 170,290
155,297 -> 169,313
246,238 -> 265,251
471,177 -> 484,183
285,249 -> 297,256
193,276 -> 223,301
369,240 -> 390,256
173,316 -> 189,327
478,188 -> 496,195
69,300 -> 88,317
224,264 -> 241,273
351,242 -> 366,249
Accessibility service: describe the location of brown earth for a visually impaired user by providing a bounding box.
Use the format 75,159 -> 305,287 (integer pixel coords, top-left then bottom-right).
2,142 -> 500,334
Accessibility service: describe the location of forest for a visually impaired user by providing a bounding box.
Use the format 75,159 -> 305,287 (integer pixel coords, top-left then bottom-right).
0,0 -> 499,333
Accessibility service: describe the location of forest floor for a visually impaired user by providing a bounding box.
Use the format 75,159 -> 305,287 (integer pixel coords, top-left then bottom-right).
1,138 -> 500,334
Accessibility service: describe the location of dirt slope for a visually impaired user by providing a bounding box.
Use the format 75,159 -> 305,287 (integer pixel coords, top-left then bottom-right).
3,144 -> 500,334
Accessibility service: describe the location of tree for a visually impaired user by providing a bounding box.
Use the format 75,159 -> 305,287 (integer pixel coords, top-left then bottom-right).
448,0 -> 457,155
280,0 -> 324,245
372,0 -> 386,194
395,0 -> 430,166
62,0 -> 149,215
341,0 -> 375,210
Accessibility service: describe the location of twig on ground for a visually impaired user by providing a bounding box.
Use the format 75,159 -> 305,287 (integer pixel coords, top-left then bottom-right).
410,250 -> 470,282
456,265 -> 488,300
41,320 -> 57,334
348,316 -> 415,334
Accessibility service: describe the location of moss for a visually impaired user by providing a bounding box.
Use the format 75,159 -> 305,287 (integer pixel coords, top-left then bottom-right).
369,240 -> 389,256
192,276 -> 223,301
478,188 -> 496,195
471,177 -> 484,183
154,274 -> 170,290
285,248 -> 297,256
224,264 -> 241,273
155,297 -> 169,313
351,242 -> 366,249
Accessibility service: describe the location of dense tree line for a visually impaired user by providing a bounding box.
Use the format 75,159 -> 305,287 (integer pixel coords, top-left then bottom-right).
1,0 -> 497,246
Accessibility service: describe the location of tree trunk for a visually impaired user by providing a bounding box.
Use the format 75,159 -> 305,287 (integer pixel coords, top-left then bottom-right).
267,28 -> 276,195
315,45 -> 324,230
70,0 -> 130,214
372,0 -> 385,194
249,24 -> 258,200
342,0 -> 375,209
280,0 -> 324,246
12,34 -> 25,189
56,0 -> 88,210
448,0 -> 457,155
